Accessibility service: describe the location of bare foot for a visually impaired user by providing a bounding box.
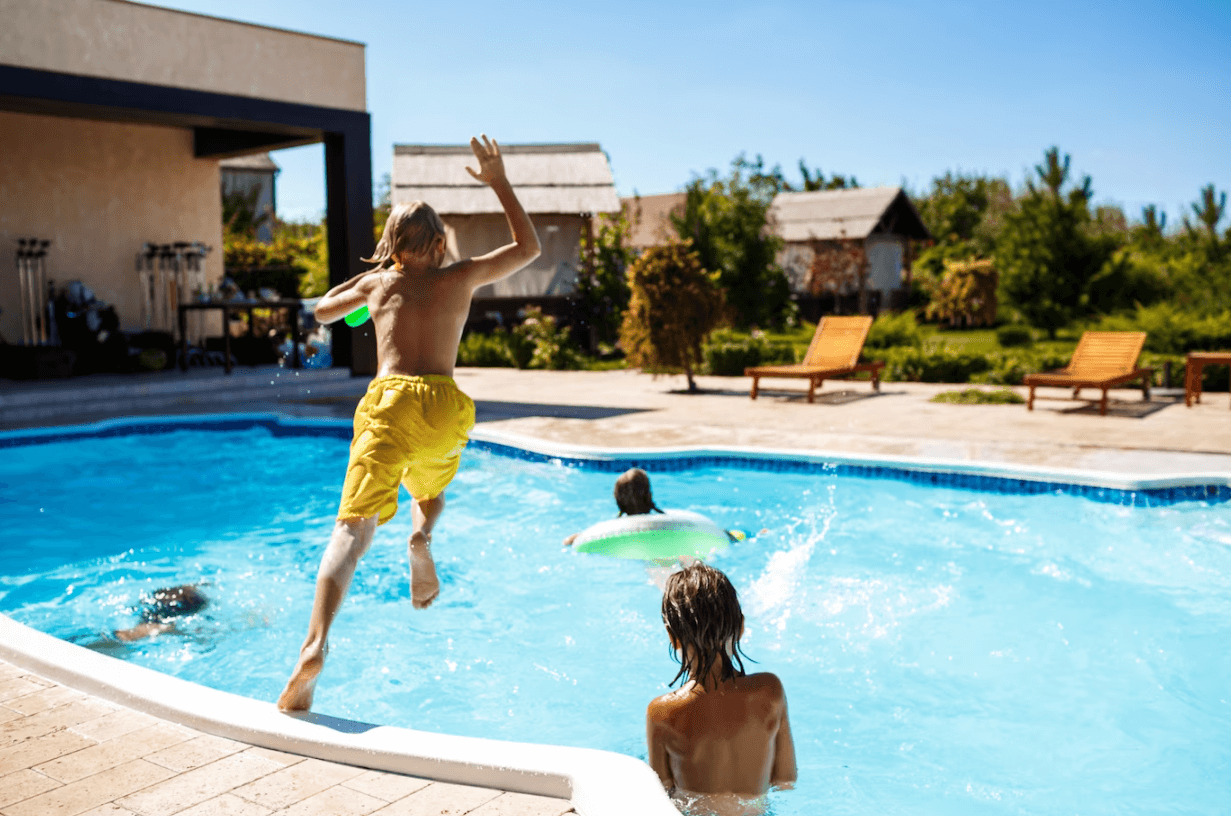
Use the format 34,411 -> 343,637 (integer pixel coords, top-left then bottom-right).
277,643 -> 324,711
409,532 -> 439,609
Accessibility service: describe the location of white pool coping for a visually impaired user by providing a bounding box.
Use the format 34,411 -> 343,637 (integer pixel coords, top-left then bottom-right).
4,412 -> 1231,816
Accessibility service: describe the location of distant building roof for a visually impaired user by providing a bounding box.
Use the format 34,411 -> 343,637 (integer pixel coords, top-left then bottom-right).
392,143 -> 620,215
623,192 -> 686,249
219,153 -> 280,172
769,186 -> 931,243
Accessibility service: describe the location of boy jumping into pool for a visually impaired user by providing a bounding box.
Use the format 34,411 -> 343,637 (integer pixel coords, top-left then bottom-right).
647,563 -> 796,806
277,135 -> 540,711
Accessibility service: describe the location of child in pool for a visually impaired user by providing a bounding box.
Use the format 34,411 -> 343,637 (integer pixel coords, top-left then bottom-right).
563,468 -> 751,547
278,135 -> 540,711
114,585 -> 208,642
647,563 -> 796,808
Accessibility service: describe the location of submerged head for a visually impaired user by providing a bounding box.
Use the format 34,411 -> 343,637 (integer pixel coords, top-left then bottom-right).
614,468 -> 661,516
138,585 -> 208,624
364,201 -> 447,271
661,563 -> 748,688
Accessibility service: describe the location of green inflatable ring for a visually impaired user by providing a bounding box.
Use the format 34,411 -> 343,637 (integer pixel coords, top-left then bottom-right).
572,510 -> 730,560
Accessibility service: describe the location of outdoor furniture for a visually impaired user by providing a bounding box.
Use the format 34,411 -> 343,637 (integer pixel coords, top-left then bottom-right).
1023,331 -> 1152,416
745,315 -> 884,403
178,300 -> 304,374
1184,351 -> 1231,408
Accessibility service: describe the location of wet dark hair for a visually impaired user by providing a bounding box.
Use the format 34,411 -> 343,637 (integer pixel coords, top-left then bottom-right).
138,585 -> 207,624
661,563 -> 751,688
614,468 -> 663,516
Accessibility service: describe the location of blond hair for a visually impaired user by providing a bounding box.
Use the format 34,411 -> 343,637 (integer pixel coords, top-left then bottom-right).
363,201 -> 446,271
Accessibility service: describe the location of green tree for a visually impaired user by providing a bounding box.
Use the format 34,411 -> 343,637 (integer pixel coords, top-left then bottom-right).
671,155 -> 790,329
789,160 -> 859,191
995,147 -> 1122,337
619,239 -> 725,392
576,210 -> 634,346
222,184 -> 271,240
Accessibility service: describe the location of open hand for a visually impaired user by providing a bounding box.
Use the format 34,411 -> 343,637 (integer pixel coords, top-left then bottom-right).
465,134 -> 507,186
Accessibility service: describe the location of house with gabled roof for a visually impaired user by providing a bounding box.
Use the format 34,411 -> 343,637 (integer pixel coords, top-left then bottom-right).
392,143 -> 620,305
769,186 -> 931,313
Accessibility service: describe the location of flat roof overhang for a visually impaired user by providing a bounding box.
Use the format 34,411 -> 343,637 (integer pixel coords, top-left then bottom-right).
0,63 -> 375,371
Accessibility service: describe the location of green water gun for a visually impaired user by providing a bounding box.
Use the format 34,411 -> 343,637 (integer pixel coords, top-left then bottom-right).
344,305 -> 371,327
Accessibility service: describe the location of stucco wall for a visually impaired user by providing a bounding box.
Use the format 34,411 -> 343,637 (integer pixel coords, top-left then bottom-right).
0,0 -> 366,111
0,109 -> 224,342
446,214 -> 586,298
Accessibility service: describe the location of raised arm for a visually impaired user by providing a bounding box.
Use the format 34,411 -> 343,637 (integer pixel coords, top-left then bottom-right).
314,271 -> 376,325
462,135 -> 541,286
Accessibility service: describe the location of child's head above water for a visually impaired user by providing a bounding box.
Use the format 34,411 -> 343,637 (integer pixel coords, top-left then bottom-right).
138,585 -> 207,624
365,201 -> 447,271
614,467 -> 662,516
661,563 -> 749,688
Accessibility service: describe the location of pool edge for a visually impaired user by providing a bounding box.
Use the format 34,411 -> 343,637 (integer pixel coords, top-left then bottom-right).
0,614 -> 676,816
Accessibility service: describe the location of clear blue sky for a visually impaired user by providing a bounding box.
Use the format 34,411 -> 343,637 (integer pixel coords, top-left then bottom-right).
152,0 -> 1229,227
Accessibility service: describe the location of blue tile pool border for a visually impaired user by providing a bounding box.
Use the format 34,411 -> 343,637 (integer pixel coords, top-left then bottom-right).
4,412 -> 1229,508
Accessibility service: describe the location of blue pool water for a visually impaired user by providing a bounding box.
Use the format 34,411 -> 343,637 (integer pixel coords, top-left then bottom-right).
3,422 -> 1231,815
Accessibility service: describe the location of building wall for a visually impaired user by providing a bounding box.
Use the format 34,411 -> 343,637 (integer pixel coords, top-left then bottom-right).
0,0 -> 366,111
445,214 -> 585,299
0,109 -> 224,341
865,235 -> 905,293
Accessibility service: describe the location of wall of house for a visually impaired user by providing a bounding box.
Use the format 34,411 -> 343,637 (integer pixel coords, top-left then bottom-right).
445,214 -> 585,298
865,235 -> 905,293
2,0 -> 366,111
0,109 -> 224,343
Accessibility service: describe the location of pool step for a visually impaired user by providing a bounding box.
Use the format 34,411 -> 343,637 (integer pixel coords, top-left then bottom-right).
0,366 -> 371,429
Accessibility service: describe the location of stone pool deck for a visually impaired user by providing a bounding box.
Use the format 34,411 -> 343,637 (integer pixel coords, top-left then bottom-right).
3,365 -> 1230,815
0,659 -> 572,816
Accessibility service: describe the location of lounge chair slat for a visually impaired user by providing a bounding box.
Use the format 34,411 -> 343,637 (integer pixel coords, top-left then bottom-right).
746,316 -> 883,403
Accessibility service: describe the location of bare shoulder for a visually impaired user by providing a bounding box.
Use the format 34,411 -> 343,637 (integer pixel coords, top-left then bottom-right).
647,688 -> 691,722
738,672 -> 788,700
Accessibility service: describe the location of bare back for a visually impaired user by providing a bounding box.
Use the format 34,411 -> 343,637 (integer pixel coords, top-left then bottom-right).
647,672 -> 795,797
358,261 -> 480,378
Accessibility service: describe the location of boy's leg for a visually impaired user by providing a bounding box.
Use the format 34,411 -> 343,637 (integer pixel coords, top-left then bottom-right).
410,494 -> 444,609
278,515 -> 377,711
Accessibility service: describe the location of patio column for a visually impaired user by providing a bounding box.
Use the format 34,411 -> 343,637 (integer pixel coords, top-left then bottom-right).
324,124 -> 375,374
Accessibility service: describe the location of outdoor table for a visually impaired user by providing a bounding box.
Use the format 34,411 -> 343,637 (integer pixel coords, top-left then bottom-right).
178,299 -> 304,374
1184,351 -> 1231,408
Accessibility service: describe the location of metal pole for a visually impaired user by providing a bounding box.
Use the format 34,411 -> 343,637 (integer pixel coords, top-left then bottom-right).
15,239 -> 31,346
34,240 -> 50,344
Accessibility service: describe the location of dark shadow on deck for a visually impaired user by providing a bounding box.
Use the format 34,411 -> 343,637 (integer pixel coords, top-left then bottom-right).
475,400 -> 650,423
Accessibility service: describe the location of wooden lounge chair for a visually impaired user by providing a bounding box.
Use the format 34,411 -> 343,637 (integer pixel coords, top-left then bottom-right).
746,315 -> 884,402
1023,331 -> 1152,416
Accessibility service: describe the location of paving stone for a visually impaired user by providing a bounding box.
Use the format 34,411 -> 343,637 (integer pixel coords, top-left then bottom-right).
1,758 -> 174,816
2,685 -> 89,716
341,770 -> 431,803
241,746 -> 305,768
0,767 -> 62,809
164,792 -> 273,816
77,804 -> 140,816
36,723 -> 196,784
0,677 -> 51,704
114,751 -> 282,816
142,733 -> 247,773
0,728 -> 96,776
368,782 -> 502,816
468,792 -> 575,816
0,700 -> 118,749
229,757 -> 366,810
272,784 -> 385,816
69,709 -> 163,743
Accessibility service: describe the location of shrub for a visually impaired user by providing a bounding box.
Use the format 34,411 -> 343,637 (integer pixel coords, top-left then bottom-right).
865,311 -> 924,349
703,330 -> 796,376
996,324 -> 1034,347
456,331 -> 515,367
930,388 -> 1025,405
977,350 -> 1070,385
514,307 -> 584,370
881,347 -> 992,383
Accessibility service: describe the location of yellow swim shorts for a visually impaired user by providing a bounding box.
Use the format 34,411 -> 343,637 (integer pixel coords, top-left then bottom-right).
338,374 -> 475,525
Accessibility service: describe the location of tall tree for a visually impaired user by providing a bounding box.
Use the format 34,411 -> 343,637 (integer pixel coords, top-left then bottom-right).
995,147 -> 1122,337
575,210 -> 634,346
671,155 -> 790,328
619,239 -> 725,393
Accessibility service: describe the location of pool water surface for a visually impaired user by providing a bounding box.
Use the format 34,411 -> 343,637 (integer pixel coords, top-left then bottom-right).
2,424 -> 1230,815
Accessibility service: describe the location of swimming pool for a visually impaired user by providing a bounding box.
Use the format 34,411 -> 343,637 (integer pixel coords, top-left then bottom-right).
2,416 -> 1230,815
